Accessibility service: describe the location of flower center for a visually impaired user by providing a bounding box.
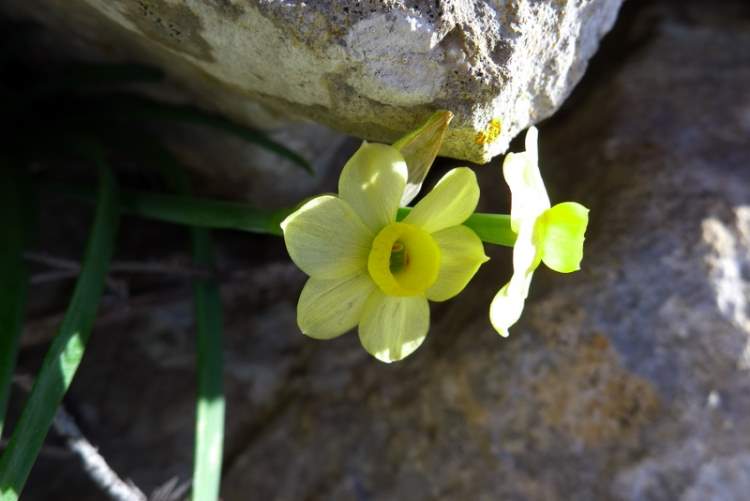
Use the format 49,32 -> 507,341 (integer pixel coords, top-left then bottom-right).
368,222 -> 440,296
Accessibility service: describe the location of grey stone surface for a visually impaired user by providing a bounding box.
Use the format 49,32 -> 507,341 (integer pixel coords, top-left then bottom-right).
0,0 -> 622,163
14,1 -> 750,500
217,2 -> 750,499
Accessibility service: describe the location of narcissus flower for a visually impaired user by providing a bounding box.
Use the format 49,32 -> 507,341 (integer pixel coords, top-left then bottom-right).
490,127 -> 589,337
282,143 -> 488,362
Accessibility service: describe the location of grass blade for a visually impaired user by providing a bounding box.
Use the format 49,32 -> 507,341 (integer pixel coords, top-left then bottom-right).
157,148 -> 225,501
0,172 -> 29,439
46,181 -> 288,236
100,93 -> 312,174
189,228 -> 225,501
56,62 -> 163,87
0,153 -> 119,500
30,63 -> 163,96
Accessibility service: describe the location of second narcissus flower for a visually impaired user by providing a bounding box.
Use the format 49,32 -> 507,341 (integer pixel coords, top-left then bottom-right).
281,143 -> 488,363
490,127 -> 589,337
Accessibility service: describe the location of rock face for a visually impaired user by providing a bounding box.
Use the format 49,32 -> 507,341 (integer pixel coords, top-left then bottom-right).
214,2 -> 750,495
14,1 -> 750,500
0,0 -> 623,163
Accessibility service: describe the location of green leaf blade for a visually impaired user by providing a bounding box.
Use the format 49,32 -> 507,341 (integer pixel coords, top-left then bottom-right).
0,173 -> 30,440
0,158 -> 119,500
191,230 -> 225,501
156,148 -> 225,501
46,182 -> 284,236
32,63 -> 163,96
104,94 -> 313,174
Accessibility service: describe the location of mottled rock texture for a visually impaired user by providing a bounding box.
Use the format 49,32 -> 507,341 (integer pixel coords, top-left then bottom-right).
0,0 -> 622,163
13,1 -> 750,500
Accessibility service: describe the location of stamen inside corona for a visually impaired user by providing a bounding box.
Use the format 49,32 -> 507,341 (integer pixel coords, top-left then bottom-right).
389,241 -> 407,272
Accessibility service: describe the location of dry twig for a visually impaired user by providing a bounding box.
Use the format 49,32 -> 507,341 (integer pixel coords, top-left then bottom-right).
13,375 -> 147,501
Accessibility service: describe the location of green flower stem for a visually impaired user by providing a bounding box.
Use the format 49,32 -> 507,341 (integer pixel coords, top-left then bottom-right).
397,208 -> 516,247
44,182 -> 517,247
0,152 -> 119,501
0,172 -> 29,440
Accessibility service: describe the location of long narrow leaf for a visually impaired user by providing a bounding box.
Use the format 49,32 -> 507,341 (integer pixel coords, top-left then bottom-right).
98,93 -> 312,174
0,173 -> 29,439
58,62 -> 163,87
46,181 -> 287,236
47,182 -> 516,247
189,229 -> 225,501
30,63 -> 163,97
0,154 -> 119,500
157,147 -> 225,501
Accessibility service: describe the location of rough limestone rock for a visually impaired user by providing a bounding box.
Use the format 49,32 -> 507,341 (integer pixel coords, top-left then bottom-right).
0,0 -> 622,163
216,5 -> 750,498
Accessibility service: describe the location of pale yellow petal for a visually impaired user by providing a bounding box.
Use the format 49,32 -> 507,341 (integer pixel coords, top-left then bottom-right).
515,219 -> 544,278
426,226 -> 489,302
404,167 -> 479,233
538,202 -> 589,273
490,127 -> 556,337
281,195 -> 373,279
489,221 -> 541,337
524,124 -> 539,167
358,291 -> 429,363
503,127 -> 550,232
338,142 -> 408,232
489,271 -> 534,338
297,274 -> 376,340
